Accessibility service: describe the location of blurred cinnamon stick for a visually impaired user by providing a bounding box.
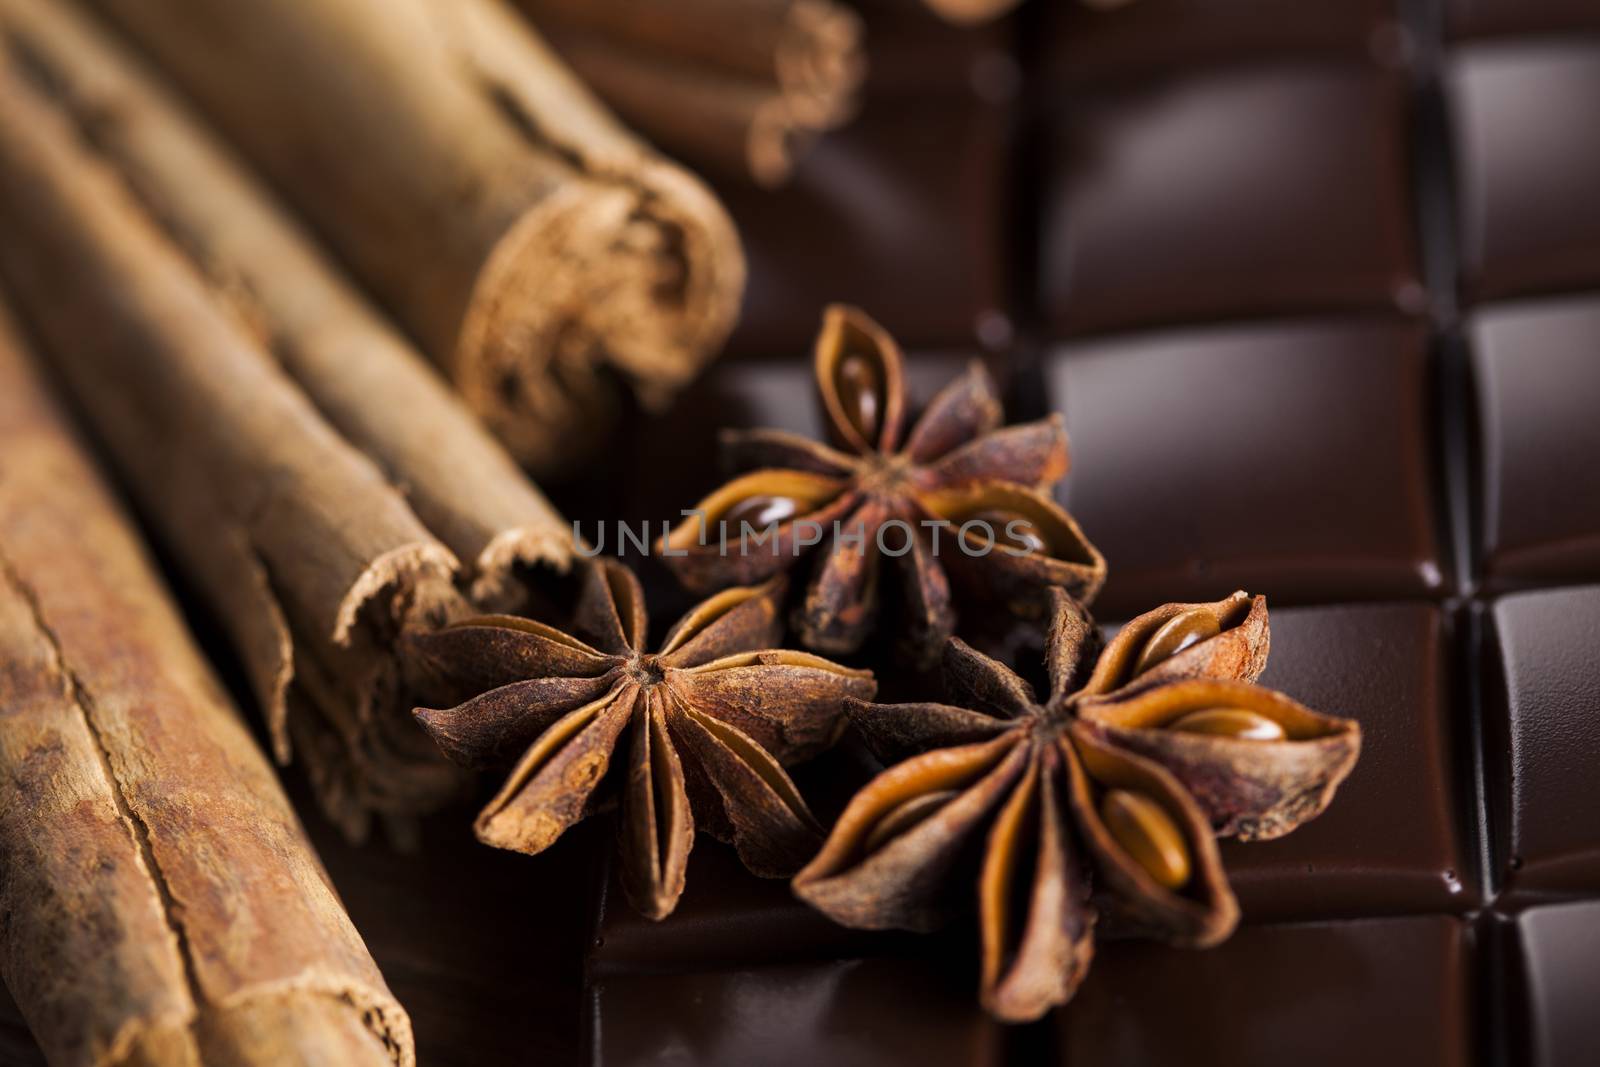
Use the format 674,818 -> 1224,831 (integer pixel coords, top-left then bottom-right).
80,0 -> 746,476
523,0 -> 864,127
547,32 -> 818,188
0,297 -> 414,1067
0,29 -> 476,839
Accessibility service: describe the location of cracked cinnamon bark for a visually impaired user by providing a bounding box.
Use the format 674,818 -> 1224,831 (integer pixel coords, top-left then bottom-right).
0,30 -> 478,839
0,299 -> 413,1067
79,0 -> 746,476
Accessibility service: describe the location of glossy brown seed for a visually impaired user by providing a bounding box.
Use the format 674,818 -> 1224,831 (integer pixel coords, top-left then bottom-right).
967,509 -> 1049,555
861,788 -> 959,854
1132,608 -> 1221,677
836,351 -> 882,443
721,493 -> 801,531
1169,708 -> 1286,741
1099,788 -> 1191,890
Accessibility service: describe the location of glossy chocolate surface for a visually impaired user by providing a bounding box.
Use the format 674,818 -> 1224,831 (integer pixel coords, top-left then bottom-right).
1511,901 -> 1600,1067
1483,585 -> 1600,902
1449,44 -> 1600,302
1467,296 -> 1600,589
575,0 -> 1600,1045
1220,602 -> 1476,918
1056,916 -> 1474,1066
593,952 -> 1010,1067
1045,318 -> 1444,620
1039,63 -> 1422,336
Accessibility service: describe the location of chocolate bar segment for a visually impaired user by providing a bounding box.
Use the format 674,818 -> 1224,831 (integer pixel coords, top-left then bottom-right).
1046,318 -> 1445,619
1510,901 -> 1600,1067
1449,44 -> 1600,302
1039,63 -> 1422,336
1482,585 -> 1600,901
1055,915 -> 1474,1066
1220,602 -> 1477,918
1467,295 -> 1600,589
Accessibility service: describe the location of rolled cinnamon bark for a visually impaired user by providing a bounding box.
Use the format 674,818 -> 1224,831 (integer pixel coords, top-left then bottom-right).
0,297 -> 414,1067
80,0 -> 746,476
545,32 -> 816,189
0,0 -> 574,613
0,40 -> 472,839
523,0 -> 864,127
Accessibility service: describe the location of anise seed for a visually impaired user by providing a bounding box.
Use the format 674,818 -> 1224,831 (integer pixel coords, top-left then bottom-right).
1099,788 -> 1190,890
862,789 -> 957,854
836,351 -> 882,443
1169,708 -> 1286,741
1132,608 -> 1221,677
721,493 -> 801,530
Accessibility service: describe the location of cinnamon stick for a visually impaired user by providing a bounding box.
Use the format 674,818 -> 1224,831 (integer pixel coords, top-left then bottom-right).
0,0 -> 574,614
0,296 -> 414,1067
0,37 -> 474,840
522,0 -> 864,127
546,31 -> 818,189
79,0 -> 746,477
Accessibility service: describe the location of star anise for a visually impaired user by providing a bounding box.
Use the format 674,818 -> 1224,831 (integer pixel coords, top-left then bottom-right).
793,588 -> 1361,1021
658,306 -> 1105,664
405,558 -> 875,919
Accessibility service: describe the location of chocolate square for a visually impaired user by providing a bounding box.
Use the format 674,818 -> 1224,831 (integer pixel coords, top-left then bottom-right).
1039,63 -> 1422,336
1220,602 -> 1478,918
1044,0 -> 1403,84
1054,915 -> 1474,1066
1449,44 -> 1600,302
1046,317 -> 1446,620
1482,584 -> 1600,901
1467,295 -> 1600,589
1509,901 -> 1600,1067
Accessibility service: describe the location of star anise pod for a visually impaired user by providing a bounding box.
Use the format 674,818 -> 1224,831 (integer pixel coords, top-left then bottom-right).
405,558 -> 875,919
658,305 -> 1105,664
793,588 -> 1361,1021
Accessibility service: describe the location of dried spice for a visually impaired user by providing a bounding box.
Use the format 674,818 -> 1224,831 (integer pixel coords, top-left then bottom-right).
659,305 -> 1105,664
406,558 -> 875,919
793,588 -> 1360,1022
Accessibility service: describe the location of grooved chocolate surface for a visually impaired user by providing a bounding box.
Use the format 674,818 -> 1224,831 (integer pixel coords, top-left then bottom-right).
570,0 -> 1600,1061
